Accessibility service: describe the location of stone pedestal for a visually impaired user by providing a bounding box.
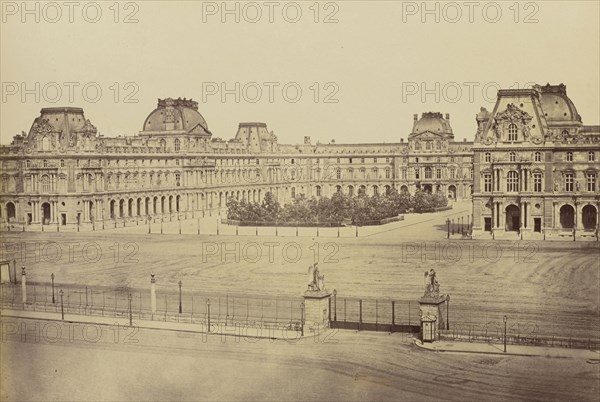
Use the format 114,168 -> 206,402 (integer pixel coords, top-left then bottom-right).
303,289 -> 331,335
418,296 -> 446,342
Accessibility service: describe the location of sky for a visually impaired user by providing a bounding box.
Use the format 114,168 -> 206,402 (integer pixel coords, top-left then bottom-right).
1,1 -> 599,145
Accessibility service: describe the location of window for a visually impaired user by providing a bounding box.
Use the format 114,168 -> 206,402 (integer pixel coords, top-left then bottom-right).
26,160 -> 30,168
174,138 -> 180,151
43,160 -> 48,167
336,169 -> 341,180
77,159 -> 80,167
373,158 -> 377,163
402,168 -> 407,180
436,168 -> 441,179
566,152 -> 573,162
41,175 -> 50,193
316,186 -> 322,197
425,166 -> 432,179
291,159 -> 295,164
349,158 -> 353,163
484,174 -> 492,193
449,168 -> 455,179
484,153 -> 491,162
290,170 -> 296,180
534,152 -> 541,162
509,152 -> 516,162
175,173 -> 181,186
60,159 -> 65,167
534,173 -> 542,192
385,169 -> 391,179
415,168 -> 420,179
508,123 -> 518,141
450,157 -> 454,163
176,159 -> 180,166
436,141 -> 441,150
562,129 -> 569,137
587,173 -> 596,192
589,151 -> 596,162
415,142 -> 421,150
415,157 -> 419,163
336,158 -> 340,164
565,173 -> 574,192
426,142 -> 432,150
291,187 -> 296,199
507,171 -> 519,192
361,158 -> 365,163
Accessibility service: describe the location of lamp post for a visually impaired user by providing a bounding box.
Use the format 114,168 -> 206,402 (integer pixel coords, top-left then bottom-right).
446,218 -> 450,239
178,280 -> 183,314
446,294 -> 450,330
207,298 -> 211,332
59,289 -> 64,320
503,315 -> 507,353
128,293 -> 132,326
51,273 -> 55,304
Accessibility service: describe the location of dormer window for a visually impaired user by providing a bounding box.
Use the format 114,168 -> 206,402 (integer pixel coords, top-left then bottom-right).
508,124 -> 518,141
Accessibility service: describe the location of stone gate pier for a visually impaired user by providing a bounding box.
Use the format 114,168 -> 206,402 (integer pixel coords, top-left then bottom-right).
418,269 -> 449,342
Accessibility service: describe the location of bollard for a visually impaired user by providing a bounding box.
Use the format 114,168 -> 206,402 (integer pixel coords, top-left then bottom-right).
150,272 -> 156,316
21,266 -> 27,304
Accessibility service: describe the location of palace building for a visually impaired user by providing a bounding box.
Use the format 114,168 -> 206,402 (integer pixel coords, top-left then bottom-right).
471,84 -> 600,239
0,84 -> 597,238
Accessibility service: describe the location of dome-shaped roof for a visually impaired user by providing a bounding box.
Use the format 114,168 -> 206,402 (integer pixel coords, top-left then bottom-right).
142,98 -> 210,134
410,112 -> 454,138
536,84 -> 581,123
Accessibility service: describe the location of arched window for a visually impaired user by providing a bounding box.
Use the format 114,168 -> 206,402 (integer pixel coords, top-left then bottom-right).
534,152 -> 542,162
174,138 -> 180,151
41,175 -> 51,193
425,167 -> 432,179
508,124 -> 518,141
159,139 -> 166,148
507,171 -> 519,192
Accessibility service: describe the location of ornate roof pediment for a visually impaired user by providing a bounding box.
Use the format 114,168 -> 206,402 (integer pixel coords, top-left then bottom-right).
494,103 -> 532,124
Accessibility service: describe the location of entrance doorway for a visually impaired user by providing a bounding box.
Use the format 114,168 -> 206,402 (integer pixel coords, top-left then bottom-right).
582,205 -> 597,230
559,204 -> 575,229
505,205 -> 520,231
534,218 -> 541,233
41,202 -> 51,225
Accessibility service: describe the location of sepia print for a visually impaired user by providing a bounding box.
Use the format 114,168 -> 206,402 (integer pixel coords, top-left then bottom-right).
1,1 -> 599,401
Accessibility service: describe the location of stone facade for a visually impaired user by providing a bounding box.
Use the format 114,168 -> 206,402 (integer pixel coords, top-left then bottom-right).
0,98 -> 472,229
471,84 -> 600,240
1,85 -> 597,234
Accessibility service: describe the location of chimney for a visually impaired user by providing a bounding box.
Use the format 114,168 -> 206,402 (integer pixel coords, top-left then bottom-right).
445,113 -> 450,120
413,114 -> 418,122
463,138 -> 466,142
304,136 -> 311,145
400,138 -> 404,143
331,139 -> 335,144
